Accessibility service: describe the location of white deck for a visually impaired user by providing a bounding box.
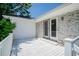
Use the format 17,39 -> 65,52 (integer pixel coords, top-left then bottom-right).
11,38 -> 64,56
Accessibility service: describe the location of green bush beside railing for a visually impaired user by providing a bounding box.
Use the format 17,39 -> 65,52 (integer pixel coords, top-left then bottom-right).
0,18 -> 15,41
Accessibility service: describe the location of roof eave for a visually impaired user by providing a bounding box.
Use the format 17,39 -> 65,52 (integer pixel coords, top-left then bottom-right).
35,3 -> 79,22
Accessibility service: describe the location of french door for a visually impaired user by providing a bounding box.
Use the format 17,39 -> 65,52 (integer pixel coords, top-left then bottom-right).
43,20 -> 49,38
50,19 -> 56,40
43,19 -> 56,40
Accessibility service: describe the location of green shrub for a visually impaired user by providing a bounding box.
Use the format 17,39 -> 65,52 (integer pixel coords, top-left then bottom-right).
0,18 -> 16,41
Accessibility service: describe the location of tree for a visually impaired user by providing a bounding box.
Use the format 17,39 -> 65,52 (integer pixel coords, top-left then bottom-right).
0,3 -> 32,19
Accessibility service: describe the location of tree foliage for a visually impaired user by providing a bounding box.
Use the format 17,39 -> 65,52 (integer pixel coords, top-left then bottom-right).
0,3 -> 32,19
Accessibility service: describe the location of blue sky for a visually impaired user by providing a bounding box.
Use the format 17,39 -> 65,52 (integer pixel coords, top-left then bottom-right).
28,3 -> 62,18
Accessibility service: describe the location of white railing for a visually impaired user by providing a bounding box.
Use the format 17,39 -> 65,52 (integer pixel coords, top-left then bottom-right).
0,33 -> 13,56
64,36 -> 79,56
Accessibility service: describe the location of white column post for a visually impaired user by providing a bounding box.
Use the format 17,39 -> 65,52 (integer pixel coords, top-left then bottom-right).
64,38 -> 73,56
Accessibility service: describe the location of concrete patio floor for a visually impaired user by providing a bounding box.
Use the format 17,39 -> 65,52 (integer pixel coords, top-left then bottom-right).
11,38 -> 64,56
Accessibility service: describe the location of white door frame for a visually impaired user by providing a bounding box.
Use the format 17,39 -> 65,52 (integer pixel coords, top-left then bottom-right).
43,18 -> 58,41
50,18 -> 57,40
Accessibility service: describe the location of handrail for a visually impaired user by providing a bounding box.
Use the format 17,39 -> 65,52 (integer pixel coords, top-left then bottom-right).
72,36 -> 79,44
64,36 -> 79,56
65,36 -> 79,43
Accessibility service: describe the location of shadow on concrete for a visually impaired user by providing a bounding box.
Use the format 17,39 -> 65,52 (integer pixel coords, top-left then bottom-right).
11,37 -> 36,56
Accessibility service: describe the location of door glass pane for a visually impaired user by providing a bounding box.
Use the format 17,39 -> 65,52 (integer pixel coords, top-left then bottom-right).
44,21 -> 48,36
51,19 -> 56,37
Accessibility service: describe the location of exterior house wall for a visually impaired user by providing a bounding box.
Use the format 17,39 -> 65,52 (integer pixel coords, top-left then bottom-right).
36,21 -> 43,38
37,9 -> 79,44
3,16 -> 36,40
57,10 -> 79,44
35,4 -> 79,44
